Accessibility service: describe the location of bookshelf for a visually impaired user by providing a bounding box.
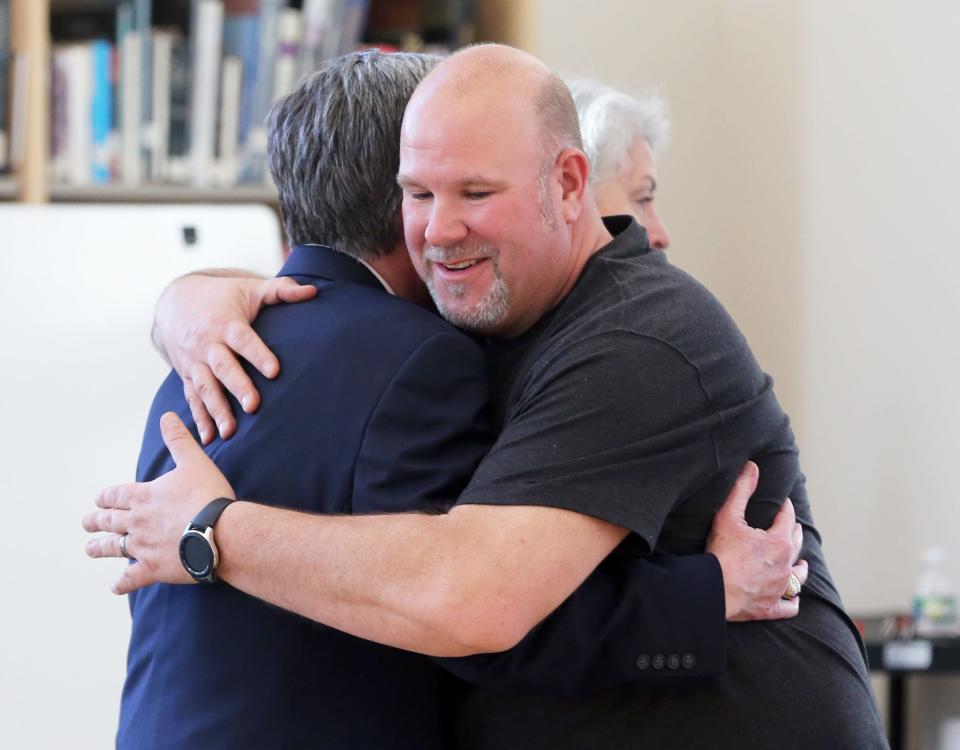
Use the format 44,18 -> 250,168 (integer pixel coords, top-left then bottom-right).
2,0 -> 536,205
0,176 -> 18,198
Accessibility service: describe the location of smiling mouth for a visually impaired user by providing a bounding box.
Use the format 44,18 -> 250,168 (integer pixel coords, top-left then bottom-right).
438,258 -> 486,271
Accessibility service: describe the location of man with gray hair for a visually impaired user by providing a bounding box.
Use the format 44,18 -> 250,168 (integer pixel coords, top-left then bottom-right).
111,49 -> 799,749
117,49 -> 484,749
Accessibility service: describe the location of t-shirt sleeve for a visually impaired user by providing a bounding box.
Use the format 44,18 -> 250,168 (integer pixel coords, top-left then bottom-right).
456,331 -> 719,554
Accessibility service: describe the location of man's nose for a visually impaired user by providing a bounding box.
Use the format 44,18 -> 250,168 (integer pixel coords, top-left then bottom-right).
645,207 -> 671,250
424,201 -> 469,248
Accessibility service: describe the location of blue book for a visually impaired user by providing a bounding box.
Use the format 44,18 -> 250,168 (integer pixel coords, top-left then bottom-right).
223,1 -> 261,145
115,1 -> 134,140
90,40 -> 113,184
134,0 -> 152,174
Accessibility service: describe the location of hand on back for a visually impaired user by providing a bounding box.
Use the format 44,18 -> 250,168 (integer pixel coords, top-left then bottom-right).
153,272 -> 316,442
707,462 -> 808,622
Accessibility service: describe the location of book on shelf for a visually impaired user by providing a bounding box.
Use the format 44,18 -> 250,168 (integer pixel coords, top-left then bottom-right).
168,36 -> 192,177
134,0 -> 153,176
273,8 -> 303,107
222,0 -> 260,147
90,40 -> 113,184
39,0 -> 468,195
300,0 -> 338,78
120,29 -> 142,184
189,0 -> 224,186
51,44 -> 93,186
8,51 -> 27,174
217,54 -> 243,186
149,29 -> 175,183
338,0 -> 372,57
0,0 -> 9,172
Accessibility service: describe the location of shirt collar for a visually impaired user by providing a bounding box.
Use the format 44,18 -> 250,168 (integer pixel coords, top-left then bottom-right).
356,259 -> 396,295
279,244 -> 391,293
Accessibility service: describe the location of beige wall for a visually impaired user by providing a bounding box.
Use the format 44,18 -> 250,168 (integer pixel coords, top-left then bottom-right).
537,1 -> 806,420
533,0 -> 960,610
534,1 -> 960,743
800,6 -> 960,742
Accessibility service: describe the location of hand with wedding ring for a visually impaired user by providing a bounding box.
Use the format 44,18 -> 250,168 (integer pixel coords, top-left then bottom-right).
782,572 -> 802,600
119,533 -> 134,561
82,411 -> 236,593
706,462 -> 808,622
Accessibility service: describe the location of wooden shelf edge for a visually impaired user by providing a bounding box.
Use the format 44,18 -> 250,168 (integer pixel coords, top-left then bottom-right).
0,177 -> 19,199
47,183 -> 279,203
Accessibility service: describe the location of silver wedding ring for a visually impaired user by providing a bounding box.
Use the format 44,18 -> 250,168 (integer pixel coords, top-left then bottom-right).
782,572 -> 802,600
119,533 -> 133,561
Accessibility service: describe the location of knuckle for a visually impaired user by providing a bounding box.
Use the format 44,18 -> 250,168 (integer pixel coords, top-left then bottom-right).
189,362 -> 209,384
226,321 -> 254,351
209,355 -> 233,381
195,379 -> 219,401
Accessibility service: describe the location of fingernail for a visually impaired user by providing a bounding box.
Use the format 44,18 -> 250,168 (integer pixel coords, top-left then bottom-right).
199,428 -> 210,443
218,423 -> 228,436
263,361 -> 277,377
241,395 -> 251,411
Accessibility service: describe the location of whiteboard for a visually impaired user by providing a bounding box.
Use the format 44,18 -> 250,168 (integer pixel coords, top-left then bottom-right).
0,204 -> 283,749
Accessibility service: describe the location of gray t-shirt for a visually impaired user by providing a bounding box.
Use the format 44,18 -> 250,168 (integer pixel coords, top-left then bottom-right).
453,217 -> 887,749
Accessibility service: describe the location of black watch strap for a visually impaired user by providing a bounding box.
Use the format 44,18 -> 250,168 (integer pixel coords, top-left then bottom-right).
191,497 -> 234,531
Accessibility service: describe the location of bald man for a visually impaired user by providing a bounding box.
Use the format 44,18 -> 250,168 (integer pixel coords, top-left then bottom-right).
86,45 -> 887,748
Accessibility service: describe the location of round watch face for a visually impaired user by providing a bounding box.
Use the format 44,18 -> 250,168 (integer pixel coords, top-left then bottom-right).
180,532 -> 213,576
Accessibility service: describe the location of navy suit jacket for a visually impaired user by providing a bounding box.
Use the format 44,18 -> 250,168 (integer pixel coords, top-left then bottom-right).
119,245 -> 725,750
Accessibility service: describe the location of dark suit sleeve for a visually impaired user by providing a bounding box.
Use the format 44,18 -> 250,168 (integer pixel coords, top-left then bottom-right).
352,330 -> 725,694
436,552 -> 725,694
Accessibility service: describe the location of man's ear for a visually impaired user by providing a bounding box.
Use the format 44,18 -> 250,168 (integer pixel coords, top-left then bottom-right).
555,149 -> 590,223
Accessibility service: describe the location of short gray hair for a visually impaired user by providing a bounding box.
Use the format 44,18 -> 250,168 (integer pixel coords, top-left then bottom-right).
266,50 -> 439,260
565,78 -> 670,187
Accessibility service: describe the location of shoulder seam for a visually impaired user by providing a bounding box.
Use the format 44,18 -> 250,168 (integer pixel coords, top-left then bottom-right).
526,329 -> 720,473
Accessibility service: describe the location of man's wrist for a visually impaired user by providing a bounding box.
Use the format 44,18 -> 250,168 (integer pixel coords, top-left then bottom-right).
179,497 -> 236,583
210,499 -> 249,582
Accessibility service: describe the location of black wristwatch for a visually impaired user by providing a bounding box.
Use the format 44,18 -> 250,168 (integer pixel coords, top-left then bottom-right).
179,498 -> 234,583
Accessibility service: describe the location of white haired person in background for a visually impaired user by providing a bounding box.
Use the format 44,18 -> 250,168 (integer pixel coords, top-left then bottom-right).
568,78 -> 672,250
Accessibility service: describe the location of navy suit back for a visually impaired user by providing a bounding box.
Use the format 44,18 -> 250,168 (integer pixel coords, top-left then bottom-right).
119,246 -> 491,749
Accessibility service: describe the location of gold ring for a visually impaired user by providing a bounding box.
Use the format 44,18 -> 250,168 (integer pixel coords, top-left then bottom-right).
782,572 -> 801,600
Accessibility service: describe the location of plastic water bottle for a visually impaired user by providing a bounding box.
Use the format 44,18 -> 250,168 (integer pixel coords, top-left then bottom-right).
912,546 -> 959,637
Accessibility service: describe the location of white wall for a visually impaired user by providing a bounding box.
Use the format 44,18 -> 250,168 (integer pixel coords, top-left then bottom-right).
0,205 -> 283,750
534,1 -> 960,744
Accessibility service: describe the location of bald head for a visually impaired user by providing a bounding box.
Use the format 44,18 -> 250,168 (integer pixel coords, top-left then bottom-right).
397,44 -> 609,338
404,44 -> 582,164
